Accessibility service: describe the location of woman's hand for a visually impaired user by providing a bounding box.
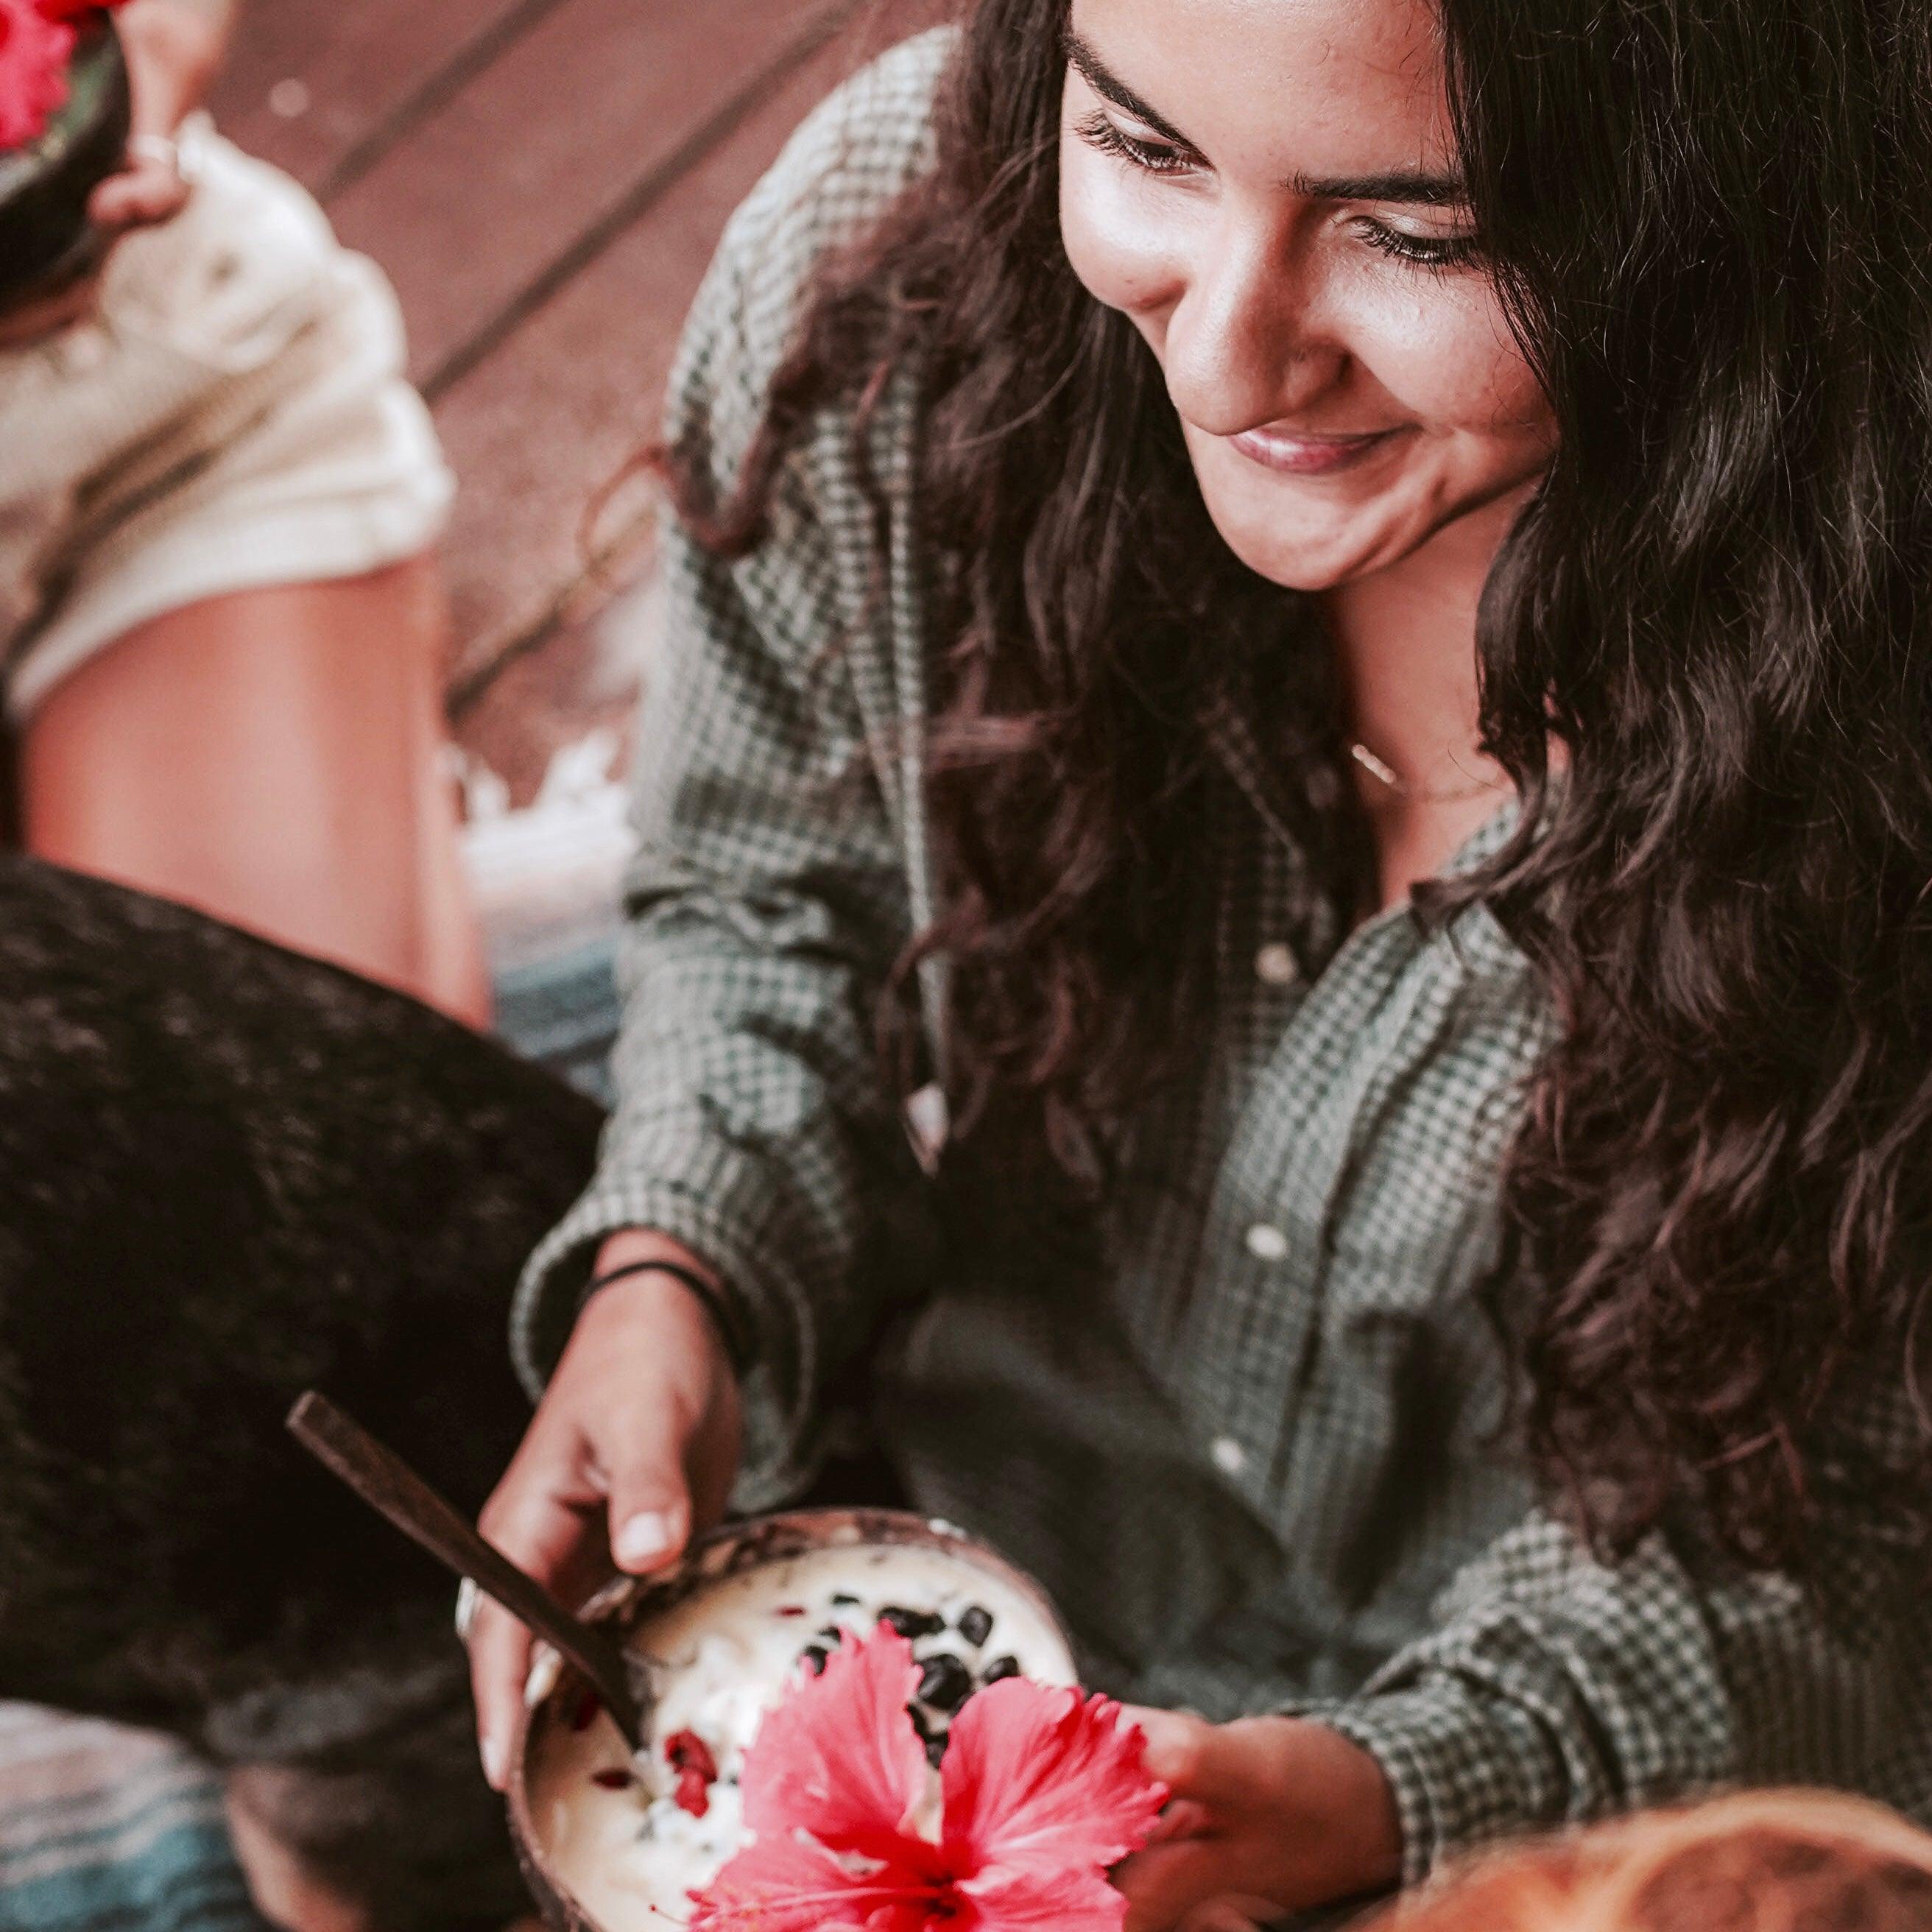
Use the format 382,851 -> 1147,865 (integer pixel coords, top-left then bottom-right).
90,0 -> 229,228
465,1232 -> 744,1789
0,0 -> 226,346
1113,1711 -> 1403,1932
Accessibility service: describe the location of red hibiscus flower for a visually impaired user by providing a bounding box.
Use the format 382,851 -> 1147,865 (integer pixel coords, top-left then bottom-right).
1,0 -> 124,152
689,1627 -> 1168,1932
0,0 -> 74,151
29,0 -> 129,22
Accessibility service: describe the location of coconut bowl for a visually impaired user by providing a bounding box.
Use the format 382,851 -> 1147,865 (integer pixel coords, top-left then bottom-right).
507,1506 -> 1076,1932
0,20 -> 130,308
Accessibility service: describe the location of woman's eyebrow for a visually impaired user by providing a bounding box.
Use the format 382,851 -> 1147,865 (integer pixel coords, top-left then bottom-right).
1062,28 -> 1467,206
1289,169 -> 1468,205
1062,28 -> 1196,148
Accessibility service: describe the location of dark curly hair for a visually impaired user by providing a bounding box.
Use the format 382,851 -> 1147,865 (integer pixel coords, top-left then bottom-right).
666,0 -> 1932,1572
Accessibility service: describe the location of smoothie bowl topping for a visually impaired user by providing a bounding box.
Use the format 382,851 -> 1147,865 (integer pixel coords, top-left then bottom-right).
687,1624 -> 1166,1932
512,1509 -> 1132,1931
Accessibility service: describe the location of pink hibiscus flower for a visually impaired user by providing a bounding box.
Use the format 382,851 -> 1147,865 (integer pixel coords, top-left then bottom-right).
1,1 -> 128,153
689,1627 -> 1168,1932
0,0 -> 74,152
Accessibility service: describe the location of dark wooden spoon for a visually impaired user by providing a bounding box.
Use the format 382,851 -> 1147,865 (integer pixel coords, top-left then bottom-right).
286,1389 -> 649,1751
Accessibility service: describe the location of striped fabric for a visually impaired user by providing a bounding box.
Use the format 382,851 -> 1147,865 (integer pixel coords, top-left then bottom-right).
0,1707 -> 262,1932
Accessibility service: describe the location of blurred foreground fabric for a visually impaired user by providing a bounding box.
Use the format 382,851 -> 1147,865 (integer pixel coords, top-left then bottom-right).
0,842 -> 626,1932
0,1709 -> 262,1932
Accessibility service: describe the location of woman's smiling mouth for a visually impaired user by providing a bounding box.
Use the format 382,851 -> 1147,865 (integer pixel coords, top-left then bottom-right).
1227,423 -> 1409,474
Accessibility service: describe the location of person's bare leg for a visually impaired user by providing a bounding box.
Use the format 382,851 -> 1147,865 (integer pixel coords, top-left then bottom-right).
224,1775 -> 374,1932
21,557 -> 492,1026
223,1771 -> 545,1932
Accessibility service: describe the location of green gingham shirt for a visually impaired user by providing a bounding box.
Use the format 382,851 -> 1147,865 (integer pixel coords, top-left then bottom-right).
512,29 -> 1932,1882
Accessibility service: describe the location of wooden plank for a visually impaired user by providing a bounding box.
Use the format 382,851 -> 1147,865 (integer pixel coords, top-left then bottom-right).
452,571 -> 648,805
433,10 -> 939,688
207,0 -> 547,195
325,0 -> 850,391
431,54 -> 798,686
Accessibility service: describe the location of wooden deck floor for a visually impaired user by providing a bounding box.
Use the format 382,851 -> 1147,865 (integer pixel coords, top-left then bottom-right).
209,0 -> 941,798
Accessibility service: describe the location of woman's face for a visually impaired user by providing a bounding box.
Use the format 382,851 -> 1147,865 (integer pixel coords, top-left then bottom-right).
1059,0 -> 1556,592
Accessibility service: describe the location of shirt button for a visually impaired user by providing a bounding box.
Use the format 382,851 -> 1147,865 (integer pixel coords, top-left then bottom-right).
1255,942 -> 1300,987
1245,1222 -> 1290,1262
1210,1435 -> 1248,1476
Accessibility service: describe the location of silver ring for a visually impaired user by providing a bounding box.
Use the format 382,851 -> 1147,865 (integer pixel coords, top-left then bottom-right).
128,133 -> 178,172
454,1576 -> 480,1644
128,133 -> 200,186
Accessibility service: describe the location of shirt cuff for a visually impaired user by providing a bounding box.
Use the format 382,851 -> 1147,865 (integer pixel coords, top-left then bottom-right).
508,1147 -> 827,1511
1286,1683 -> 1568,1886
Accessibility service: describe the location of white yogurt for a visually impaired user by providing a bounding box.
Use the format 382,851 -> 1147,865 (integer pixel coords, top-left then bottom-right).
527,1540 -> 1073,1929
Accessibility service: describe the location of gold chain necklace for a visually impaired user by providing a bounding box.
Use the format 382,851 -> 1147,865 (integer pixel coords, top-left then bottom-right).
1348,740 -> 1508,807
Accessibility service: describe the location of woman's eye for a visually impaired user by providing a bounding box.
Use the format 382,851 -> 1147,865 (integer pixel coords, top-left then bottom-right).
1352,216 -> 1483,273
1073,110 -> 1196,179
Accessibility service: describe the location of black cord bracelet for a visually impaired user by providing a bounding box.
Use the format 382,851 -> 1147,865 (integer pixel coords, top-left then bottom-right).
582,1258 -> 751,1375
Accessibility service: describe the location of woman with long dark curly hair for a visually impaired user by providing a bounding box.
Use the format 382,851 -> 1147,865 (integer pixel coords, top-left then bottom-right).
469,0 -> 1932,1919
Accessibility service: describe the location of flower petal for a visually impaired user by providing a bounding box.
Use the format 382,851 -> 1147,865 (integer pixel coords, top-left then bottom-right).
942,1682 -> 1167,1880
0,0 -> 74,150
739,1626 -> 931,1855
691,1827 -> 934,1932
953,1863 -> 1138,1932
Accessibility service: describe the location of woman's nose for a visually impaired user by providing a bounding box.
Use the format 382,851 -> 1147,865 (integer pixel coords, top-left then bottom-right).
1160,221 -> 1334,437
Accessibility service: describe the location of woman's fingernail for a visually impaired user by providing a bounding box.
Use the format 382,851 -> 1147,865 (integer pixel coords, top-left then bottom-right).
615,1510 -> 676,1568
482,1734 -> 506,1790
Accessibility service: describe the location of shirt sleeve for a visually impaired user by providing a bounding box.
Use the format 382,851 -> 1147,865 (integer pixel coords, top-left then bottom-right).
1291,1382 -> 1932,1882
509,45 -> 951,1504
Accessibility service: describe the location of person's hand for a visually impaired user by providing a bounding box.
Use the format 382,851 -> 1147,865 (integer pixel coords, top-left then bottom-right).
88,0 -> 230,229
0,0 -> 222,347
1113,1711 -> 1403,1932
110,0 -> 227,144
466,1232 -> 744,1790
85,130 -> 191,233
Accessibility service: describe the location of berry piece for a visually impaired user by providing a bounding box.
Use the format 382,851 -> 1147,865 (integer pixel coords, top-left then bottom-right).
912,1707 -> 958,1769
880,1606 -> 945,1640
957,1605 -> 994,1647
590,1768 -> 632,1790
663,1730 -> 718,1820
917,1653 -> 974,1714
981,1654 -> 1021,1685
906,1701 -> 948,1766
664,1730 -> 718,1781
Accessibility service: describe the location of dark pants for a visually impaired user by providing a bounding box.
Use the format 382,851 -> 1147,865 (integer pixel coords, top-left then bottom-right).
0,857 -> 605,1932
